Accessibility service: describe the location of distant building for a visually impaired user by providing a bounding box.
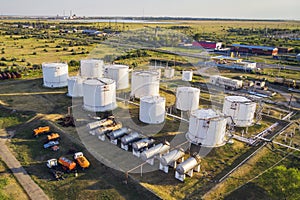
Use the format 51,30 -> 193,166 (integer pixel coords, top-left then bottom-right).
211,56 -> 256,71
277,47 -> 294,54
82,30 -> 102,36
192,41 -> 222,50
231,44 -> 278,56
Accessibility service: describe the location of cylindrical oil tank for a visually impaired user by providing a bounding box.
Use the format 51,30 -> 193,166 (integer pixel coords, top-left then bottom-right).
80,59 -> 104,78
86,118 -> 114,130
176,87 -> 200,111
160,149 -> 185,166
140,142 -> 170,161
131,70 -> 160,98
139,96 -> 166,124
222,96 -> 256,127
67,76 -> 84,97
105,64 -> 129,90
96,123 -> 122,135
42,63 -> 68,88
149,66 -> 162,79
182,70 -> 193,81
108,127 -> 129,140
121,132 -> 140,145
186,109 -> 227,147
164,68 -> 175,79
82,78 -> 117,112
132,138 -> 155,151
176,154 -> 201,175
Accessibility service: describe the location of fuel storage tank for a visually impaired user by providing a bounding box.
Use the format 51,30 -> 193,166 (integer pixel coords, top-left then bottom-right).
186,109 -> 227,147
222,96 -> 256,127
80,59 -> 104,78
67,76 -> 84,97
160,149 -> 185,166
176,154 -> 201,175
105,64 -> 129,90
182,70 -> 193,81
131,70 -> 160,98
139,96 -> 166,124
82,78 -> 117,112
42,63 -> 68,88
176,87 -> 200,111
140,142 -> 170,161
164,68 -> 175,79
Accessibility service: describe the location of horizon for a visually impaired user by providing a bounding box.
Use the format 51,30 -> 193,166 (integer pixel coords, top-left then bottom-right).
1,15 -> 300,22
1,0 -> 300,21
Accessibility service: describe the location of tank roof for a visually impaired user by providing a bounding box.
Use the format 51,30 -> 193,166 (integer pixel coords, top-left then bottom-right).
84,78 -> 115,85
191,109 -> 221,120
42,63 -> 68,67
225,95 -> 251,103
134,70 -> 159,76
81,59 -> 103,63
106,64 -> 129,69
140,95 -> 165,103
68,76 -> 83,80
177,86 -> 200,92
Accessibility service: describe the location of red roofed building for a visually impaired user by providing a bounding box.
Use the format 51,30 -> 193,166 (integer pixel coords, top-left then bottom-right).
192,41 -> 222,50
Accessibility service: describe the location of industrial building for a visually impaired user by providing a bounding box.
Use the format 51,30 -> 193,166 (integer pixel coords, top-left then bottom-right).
211,56 -> 257,71
192,41 -> 222,50
231,44 -> 278,56
209,75 -> 243,90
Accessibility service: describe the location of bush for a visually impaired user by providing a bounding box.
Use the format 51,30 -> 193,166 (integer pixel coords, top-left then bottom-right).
0,62 -> 7,66
32,52 -> 37,55
69,60 -> 80,66
32,64 -> 41,69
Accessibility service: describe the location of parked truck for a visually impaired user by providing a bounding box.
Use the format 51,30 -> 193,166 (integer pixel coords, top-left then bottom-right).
47,133 -> 60,141
33,126 -> 50,137
58,157 -> 76,171
74,152 -> 90,169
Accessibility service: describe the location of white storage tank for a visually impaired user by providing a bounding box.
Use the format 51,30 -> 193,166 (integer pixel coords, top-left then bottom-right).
82,78 -> 117,112
42,63 -> 68,88
80,59 -> 104,78
186,109 -> 227,147
176,87 -> 200,111
149,66 -> 162,79
131,70 -> 160,98
164,68 -> 175,79
139,96 -> 166,124
182,70 -> 193,81
105,64 -> 129,90
222,96 -> 256,127
67,76 -> 84,97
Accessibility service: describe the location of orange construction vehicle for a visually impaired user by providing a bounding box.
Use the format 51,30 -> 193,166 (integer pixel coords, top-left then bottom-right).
74,152 -> 90,169
33,126 -> 50,137
58,157 -> 76,171
47,133 -> 60,141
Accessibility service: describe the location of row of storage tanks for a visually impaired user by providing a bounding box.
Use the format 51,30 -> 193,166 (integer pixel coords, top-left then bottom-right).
42,60 -> 256,147
42,60 -> 174,113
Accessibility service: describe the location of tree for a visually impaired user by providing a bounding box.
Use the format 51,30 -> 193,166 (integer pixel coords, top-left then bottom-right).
258,165 -> 300,200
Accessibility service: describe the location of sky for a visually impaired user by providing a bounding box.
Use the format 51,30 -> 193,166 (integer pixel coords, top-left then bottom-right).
1,0 -> 300,20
